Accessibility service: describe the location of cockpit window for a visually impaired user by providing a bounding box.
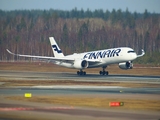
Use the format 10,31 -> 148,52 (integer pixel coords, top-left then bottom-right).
128,50 -> 135,53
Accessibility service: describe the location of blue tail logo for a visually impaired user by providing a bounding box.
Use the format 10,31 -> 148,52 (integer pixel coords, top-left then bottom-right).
52,45 -> 62,53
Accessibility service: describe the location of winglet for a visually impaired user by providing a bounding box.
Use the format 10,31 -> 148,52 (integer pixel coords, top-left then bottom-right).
6,49 -> 14,55
137,49 -> 145,57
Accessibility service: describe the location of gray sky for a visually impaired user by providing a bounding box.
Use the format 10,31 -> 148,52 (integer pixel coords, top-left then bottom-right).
0,0 -> 160,13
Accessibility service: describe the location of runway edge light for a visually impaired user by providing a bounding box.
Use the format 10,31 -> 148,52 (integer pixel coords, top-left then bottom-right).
24,93 -> 32,98
109,102 -> 124,107
120,102 -> 124,106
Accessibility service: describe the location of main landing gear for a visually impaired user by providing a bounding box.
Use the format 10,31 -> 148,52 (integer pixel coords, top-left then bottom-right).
77,66 -> 109,76
99,66 -> 109,75
77,70 -> 86,75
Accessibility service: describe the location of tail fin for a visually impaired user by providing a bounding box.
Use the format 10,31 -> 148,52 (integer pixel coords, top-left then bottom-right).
49,37 -> 64,58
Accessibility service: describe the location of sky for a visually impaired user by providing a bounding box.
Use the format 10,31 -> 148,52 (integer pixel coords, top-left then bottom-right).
0,0 -> 160,13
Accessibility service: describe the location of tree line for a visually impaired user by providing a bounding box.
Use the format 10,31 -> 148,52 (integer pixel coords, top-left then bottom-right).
0,8 -> 160,65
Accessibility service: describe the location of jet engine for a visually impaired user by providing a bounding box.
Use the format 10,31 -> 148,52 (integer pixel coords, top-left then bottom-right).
73,59 -> 89,69
119,61 -> 133,70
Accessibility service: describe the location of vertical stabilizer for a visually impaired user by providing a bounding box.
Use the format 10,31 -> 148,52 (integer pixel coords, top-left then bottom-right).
49,37 -> 64,58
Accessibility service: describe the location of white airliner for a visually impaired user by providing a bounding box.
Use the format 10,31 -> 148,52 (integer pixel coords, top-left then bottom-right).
7,37 -> 145,75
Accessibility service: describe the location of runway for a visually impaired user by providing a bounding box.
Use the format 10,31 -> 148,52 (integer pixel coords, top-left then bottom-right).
0,103 -> 160,120
1,70 -> 160,95
0,70 -> 160,83
1,102 -> 160,120
0,70 -> 160,120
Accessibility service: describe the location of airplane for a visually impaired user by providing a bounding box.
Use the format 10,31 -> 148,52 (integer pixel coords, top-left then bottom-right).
7,37 -> 145,75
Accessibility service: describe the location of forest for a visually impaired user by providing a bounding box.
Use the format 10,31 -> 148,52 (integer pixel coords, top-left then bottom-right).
0,8 -> 160,65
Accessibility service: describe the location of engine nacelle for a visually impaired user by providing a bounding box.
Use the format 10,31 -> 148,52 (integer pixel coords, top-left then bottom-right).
119,61 -> 133,70
73,59 -> 89,69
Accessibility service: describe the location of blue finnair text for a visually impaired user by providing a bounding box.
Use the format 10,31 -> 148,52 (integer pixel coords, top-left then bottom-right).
83,49 -> 121,59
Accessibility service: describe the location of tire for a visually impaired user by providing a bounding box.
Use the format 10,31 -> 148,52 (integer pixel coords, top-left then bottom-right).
99,71 -> 102,75
103,71 -> 106,75
105,71 -> 109,75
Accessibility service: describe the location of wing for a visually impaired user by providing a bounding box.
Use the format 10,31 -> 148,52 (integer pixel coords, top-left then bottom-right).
6,49 -> 101,65
6,49 -> 74,62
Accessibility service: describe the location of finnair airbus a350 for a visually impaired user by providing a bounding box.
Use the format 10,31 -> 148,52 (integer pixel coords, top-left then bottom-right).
7,37 -> 145,75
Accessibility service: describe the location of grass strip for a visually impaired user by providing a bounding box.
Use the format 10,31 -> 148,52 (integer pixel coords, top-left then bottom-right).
6,96 -> 160,111
0,79 -> 160,88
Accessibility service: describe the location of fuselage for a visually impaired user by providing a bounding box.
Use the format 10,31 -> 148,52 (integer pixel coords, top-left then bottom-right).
53,47 -> 137,68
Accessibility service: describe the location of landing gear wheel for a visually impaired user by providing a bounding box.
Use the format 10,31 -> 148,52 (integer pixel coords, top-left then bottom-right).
99,71 -> 103,75
99,71 -> 109,75
105,71 -> 108,75
83,71 -> 86,75
77,70 -> 86,75
99,66 -> 109,75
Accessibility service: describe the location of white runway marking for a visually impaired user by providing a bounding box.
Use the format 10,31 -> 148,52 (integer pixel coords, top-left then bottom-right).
31,85 -> 126,89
